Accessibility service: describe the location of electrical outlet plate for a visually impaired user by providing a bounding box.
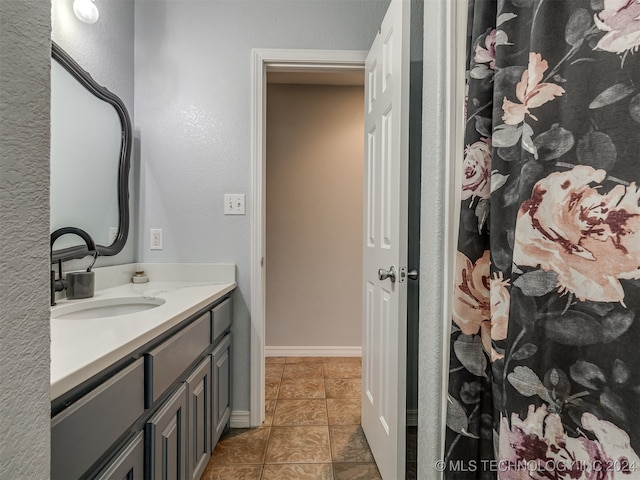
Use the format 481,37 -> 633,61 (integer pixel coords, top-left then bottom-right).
224,194 -> 246,215
150,229 -> 163,250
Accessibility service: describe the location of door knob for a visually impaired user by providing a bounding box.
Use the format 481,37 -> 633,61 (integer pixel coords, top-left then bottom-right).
407,268 -> 418,280
378,266 -> 396,283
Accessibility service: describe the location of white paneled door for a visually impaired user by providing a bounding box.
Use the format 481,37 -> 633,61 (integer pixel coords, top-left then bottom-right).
361,1 -> 410,479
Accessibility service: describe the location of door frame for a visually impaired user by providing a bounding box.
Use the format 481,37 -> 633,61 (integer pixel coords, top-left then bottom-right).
418,0 -> 467,478
250,48 -> 367,427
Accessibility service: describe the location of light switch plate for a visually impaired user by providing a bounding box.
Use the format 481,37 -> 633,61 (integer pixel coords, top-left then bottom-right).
224,194 -> 245,215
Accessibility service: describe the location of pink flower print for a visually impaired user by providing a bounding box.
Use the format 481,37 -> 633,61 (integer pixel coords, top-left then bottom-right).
594,0 -> 640,54
513,165 -> 640,304
452,250 -> 508,361
474,29 -> 497,70
461,138 -> 492,201
502,53 -> 566,125
490,271 -> 510,345
499,405 -> 640,480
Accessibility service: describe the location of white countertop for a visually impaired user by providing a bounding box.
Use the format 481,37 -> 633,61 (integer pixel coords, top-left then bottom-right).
50,263 -> 236,400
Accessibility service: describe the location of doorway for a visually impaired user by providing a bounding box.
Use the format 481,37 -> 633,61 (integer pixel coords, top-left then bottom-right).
250,41 -> 417,477
249,49 -> 368,428
265,74 -> 365,355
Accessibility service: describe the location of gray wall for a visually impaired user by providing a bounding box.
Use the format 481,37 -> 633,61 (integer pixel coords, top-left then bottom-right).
0,1 -> 52,478
51,0 -> 137,267
266,83 -> 363,348
134,0 -> 389,412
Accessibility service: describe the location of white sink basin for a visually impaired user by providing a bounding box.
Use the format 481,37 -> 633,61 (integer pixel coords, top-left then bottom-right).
52,296 -> 166,320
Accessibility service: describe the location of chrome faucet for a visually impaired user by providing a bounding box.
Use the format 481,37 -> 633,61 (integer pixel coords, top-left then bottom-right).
51,227 -> 97,306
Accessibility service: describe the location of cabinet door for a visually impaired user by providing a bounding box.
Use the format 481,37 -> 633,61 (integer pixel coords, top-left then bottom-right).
147,383 -> 187,480
94,431 -> 144,480
186,357 -> 211,480
212,333 -> 232,449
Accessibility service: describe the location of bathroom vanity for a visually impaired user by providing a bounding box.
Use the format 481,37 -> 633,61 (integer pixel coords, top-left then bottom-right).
48,38 -> 236,480
50,263 -> 236,480
48,39 -> 237,480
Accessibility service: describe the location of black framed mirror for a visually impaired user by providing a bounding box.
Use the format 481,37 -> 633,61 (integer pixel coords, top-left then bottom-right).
50,41 -> 132,262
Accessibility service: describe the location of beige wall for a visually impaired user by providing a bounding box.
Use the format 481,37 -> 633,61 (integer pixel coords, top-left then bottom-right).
266,83 -> 364,347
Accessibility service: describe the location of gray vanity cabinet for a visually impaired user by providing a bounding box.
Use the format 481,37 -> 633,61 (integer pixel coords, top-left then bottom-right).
94,431 -> 144,480
50,295 -> 233,480
146,383 -> 188,480
186,356 -> 212,480
212,333 -> 232,448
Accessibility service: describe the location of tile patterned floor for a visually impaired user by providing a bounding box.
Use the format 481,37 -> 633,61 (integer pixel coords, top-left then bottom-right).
202,356 -> 382,480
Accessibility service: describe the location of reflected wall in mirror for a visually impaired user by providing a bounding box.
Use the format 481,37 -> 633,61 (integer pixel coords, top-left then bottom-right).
50,42 -> 131,262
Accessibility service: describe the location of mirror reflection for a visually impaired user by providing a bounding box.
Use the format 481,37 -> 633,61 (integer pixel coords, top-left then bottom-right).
50,42 -> 131,261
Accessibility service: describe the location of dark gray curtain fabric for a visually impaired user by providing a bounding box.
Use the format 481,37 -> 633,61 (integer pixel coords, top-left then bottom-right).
445,0 -> 640,478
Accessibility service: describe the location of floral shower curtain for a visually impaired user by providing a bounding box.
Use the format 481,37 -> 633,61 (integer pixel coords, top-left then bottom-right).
445,0 -> 640,478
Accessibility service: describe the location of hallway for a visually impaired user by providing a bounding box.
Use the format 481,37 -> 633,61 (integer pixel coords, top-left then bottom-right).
202,356 -> 381,479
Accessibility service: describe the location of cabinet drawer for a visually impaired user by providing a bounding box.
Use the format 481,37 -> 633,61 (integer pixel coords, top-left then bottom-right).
51,358 -> 145,480
145,312 -> 211,407
212,298 -> 232,343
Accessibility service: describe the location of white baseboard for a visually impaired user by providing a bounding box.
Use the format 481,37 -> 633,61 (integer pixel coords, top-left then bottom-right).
230,410 -> 251,428
407,409 -> 418,427
265,346 -> 362,357
236,407 -> 414,429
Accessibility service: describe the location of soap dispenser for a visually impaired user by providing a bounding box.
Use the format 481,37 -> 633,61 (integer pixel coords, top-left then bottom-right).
66,251 -> 99,300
